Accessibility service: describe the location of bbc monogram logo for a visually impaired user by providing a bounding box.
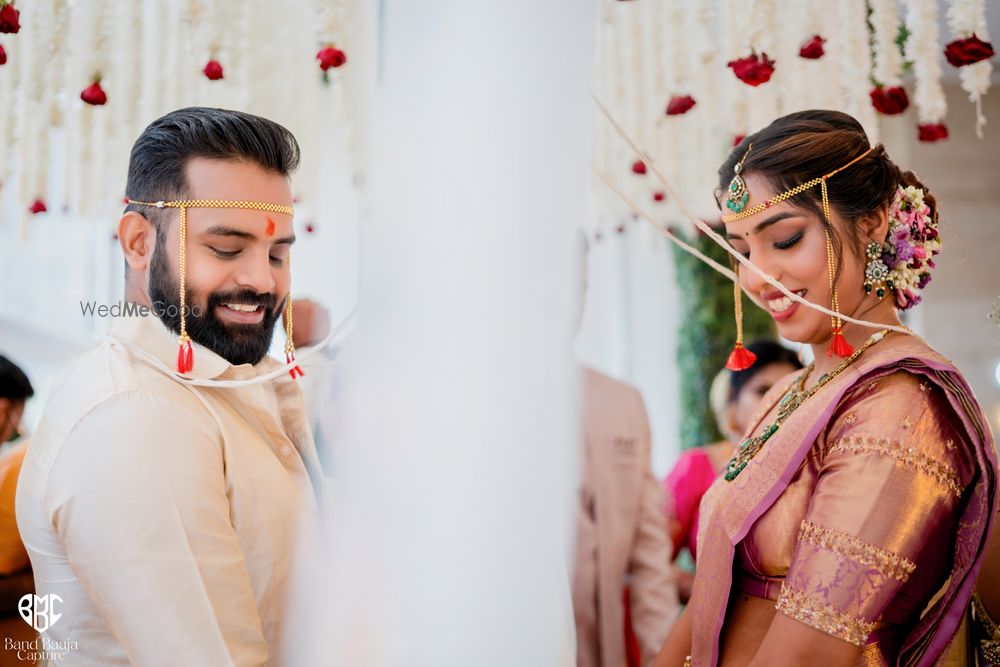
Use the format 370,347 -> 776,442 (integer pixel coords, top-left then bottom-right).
18,594 -> 63,632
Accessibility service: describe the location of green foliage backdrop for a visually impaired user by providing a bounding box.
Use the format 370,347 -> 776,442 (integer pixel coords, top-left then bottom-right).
671,229 -> 775,449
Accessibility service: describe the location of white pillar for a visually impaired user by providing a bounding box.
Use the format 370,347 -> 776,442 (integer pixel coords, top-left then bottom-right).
286,2 -> 596,666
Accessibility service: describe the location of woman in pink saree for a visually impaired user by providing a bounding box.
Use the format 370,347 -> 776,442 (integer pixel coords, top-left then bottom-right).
655,110 -> 998,666
663,341 -> 801,602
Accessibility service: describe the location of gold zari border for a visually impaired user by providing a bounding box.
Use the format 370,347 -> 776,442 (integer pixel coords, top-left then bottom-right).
828,434 -> 963,498
776,584 -> 876,646
798,520 -> 915,582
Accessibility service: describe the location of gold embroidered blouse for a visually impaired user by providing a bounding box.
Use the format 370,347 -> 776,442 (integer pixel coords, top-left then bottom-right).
701,370 -> 975,660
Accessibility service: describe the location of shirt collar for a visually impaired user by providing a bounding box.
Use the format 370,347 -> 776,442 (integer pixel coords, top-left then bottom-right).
109,309 -> 277,381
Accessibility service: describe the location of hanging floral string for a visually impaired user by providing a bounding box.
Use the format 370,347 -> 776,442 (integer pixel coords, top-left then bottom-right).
869,0 -> 908,116
904,0 -> 949,142
0,0 -> 360,226
945,0 -> 994,138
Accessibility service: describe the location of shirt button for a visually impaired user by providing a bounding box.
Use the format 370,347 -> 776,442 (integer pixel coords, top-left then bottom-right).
280,445 -> 293,457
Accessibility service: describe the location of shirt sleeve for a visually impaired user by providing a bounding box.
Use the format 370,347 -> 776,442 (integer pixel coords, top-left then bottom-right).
775,371 -> 973,647
45,391 -> 269,667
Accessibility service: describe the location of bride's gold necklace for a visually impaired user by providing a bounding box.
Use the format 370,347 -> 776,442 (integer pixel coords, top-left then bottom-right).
723,329 -> 891,482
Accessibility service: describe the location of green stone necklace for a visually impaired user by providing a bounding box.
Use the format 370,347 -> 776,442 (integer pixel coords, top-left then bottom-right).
723,329 -> 891,482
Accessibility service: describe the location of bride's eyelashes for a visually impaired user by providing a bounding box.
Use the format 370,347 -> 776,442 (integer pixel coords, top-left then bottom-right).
773,230 -> 804,250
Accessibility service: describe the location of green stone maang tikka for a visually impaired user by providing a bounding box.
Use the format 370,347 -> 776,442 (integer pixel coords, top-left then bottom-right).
726,142 -> 752,213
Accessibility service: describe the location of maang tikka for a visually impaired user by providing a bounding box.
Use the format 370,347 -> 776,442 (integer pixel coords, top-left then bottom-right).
726,143 -> 752,213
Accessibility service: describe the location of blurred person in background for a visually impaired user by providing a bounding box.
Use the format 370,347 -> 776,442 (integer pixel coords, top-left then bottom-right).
662,340 -> 801,603
574,231 -> 679,667
0,354 -> 39,662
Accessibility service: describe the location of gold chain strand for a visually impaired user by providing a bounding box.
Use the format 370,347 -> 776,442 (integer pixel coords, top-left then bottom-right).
724,328 -> 891,481
825,227 -> 839,332
721,147 -> 874,223
179,206 -> 189,343
285,254 -> 295,356
733,278 -> 744,345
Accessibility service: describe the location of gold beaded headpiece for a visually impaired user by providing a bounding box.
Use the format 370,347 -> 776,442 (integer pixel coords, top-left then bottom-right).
720,145 -> 875,362
127,198 -> 303,378
720,146 -> 874,223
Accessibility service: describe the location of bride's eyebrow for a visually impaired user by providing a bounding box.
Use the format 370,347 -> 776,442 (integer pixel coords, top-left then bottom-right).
726,211 -> 801,240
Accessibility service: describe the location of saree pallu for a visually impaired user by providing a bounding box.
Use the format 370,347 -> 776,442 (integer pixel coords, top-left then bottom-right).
688,334 -> 998,666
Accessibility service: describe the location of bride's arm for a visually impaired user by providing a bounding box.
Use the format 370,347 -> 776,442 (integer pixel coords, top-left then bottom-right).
652,606 -> 691,667
746,614 -> 858,666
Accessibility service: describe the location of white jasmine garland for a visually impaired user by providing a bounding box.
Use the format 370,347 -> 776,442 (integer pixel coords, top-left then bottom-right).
870,0 -> 904,87
904,0 -> 948,125
837,0 -> 879,141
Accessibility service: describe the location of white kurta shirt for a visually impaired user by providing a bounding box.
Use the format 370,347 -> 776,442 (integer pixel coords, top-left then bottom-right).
16,313 -> 323,666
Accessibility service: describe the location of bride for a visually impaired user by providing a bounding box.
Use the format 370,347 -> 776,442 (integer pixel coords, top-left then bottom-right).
655,110 -> 998,666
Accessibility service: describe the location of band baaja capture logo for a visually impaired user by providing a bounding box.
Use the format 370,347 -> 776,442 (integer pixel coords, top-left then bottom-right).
18,593 -> 63,632
5,594 -> 78,662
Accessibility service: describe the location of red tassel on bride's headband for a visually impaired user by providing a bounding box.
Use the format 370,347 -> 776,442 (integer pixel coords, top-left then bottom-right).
827,327 -> 854,358
726,278 -> 756,371
177,339 -> 194,373
726,343 -> 757,371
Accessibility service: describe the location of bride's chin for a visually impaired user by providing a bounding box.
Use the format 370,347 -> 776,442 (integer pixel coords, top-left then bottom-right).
775,321 -> 820,346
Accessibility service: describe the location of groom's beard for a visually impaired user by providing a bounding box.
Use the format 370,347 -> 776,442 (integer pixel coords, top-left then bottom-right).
148,244 -> 281,366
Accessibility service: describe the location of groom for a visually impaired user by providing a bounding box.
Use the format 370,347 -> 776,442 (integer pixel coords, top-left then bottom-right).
17,107 -> 324,665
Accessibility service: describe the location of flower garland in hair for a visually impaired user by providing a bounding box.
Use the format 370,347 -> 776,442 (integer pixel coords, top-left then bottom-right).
945,0 -> 994,138
882,186 -> 941,309
904,0 -> 949,142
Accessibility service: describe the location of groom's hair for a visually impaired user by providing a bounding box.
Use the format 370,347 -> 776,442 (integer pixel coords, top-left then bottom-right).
123,107 -> 300,229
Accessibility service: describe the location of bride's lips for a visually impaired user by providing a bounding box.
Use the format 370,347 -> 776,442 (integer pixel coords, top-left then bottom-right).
216,303 -> 265,324
763,289 -> 806,323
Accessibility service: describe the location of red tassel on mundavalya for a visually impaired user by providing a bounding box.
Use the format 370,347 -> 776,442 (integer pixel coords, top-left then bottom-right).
177,339 -> 194,373
285,352 -> 305,379
827,328 -> 854,358
725,343 -> 757,371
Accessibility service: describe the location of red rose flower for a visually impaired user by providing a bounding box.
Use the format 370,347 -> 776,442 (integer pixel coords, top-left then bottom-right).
732,134 -> 746,147
81,80 -> 107,105
918,123 -> 949,142
631,160 -> 647,175
665,94 -> 696,116
944,34 -> 995,67
203,59 -> 224,80
305,223 -> 315,234
0,3 -> 20,34
727,52 -> 775,87
798,35 -> 825,59
316,45 -> 347,71
870,86 -> 909,115
0,44 -> 6,66
29,199 -> 46,214
653,191 -> 665,202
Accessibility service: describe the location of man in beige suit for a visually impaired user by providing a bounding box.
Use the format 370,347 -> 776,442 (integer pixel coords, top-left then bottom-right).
573,233 -> 679,667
